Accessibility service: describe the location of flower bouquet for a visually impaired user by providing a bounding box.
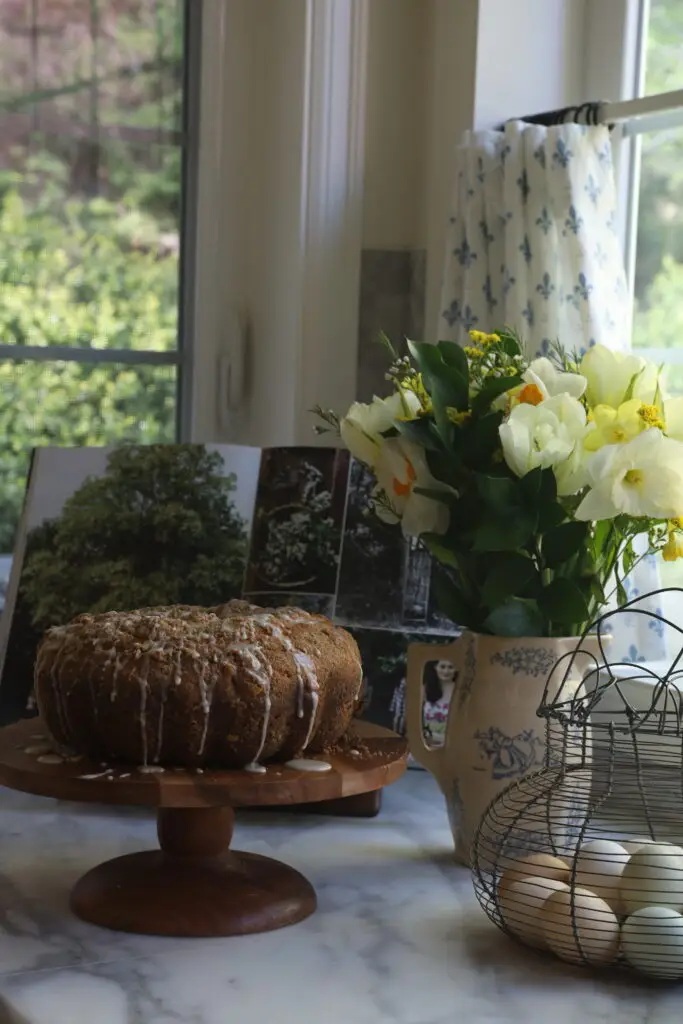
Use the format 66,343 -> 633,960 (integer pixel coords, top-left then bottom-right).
319,331 -> 683,637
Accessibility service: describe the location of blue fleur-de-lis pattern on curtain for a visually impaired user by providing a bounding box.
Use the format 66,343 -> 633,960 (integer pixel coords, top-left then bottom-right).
439,121 -> 629,360
439,120 -> 665,664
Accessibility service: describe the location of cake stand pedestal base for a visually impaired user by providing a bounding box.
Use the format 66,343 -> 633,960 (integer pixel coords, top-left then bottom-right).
70,806 -> 316,937
0,718 -> 407,937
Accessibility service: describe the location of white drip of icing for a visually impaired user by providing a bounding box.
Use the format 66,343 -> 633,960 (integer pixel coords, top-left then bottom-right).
78,770 -> 113,780
137,765 -> 165,774
196,658 -> 216,757
244,762 -> 267,774
39,629 -> 70,742
37,753 -> 64,765
301,691 -> 320,752
226,640 -> 272,771
284,758 -> 332,773
138,656 -> 150,767
110,651 -> 121,702
24,744 -> 52,755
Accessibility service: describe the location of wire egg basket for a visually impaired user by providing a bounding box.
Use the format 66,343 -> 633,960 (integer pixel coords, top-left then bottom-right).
471,590 -> 683,980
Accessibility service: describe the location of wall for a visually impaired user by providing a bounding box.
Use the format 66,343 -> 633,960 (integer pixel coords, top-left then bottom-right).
362,0 -> 430,251
474,0 -> 587,128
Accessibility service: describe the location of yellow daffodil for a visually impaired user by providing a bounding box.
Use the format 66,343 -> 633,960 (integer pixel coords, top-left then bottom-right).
583,399 -> 644,451
580,345 -> 658,409
663,529 -> 683,562
576,430 -> 683,521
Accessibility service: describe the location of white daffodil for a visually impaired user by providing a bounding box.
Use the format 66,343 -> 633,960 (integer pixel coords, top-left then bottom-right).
499,393 -> 588,494
575,429 -> 683,521
373,438 -> 450,537
340,391 -> 421,469
523,356 -> 587,401
580,345 -> 658,410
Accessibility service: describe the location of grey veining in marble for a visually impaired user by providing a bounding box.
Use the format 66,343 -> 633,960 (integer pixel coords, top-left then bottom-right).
356,249 -> 426,403
0,772 -> 680,1023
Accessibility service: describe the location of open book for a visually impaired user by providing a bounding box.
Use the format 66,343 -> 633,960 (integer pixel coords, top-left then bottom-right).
0,443 -> 456,753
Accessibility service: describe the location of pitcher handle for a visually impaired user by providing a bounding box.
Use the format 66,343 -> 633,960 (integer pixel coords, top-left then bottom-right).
406,638 -> 464,788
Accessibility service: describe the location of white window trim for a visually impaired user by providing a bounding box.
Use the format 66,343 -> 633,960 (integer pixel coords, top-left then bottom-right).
583,0 -> 646,282
187,0 -> 368,448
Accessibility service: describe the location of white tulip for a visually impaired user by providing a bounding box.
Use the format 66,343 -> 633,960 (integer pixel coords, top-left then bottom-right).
499,394 -> 588,492
575,429 -> 683,521
340,391 -> 421,469
580,345 -> 658,410
374,438 -> 450,537
524,357 -> 587,401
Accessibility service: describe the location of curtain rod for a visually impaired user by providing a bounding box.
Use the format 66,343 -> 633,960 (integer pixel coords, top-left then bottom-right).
497,87 -> 683,131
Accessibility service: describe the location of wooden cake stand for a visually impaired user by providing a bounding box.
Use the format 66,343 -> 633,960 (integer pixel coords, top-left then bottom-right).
0,718 -> 407,938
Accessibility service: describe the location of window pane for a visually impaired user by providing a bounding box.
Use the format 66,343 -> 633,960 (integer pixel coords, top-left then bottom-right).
0,359 -> 176,557
0,1 -> 184,350
644,0 -> 683,96
633,0 -> 683,399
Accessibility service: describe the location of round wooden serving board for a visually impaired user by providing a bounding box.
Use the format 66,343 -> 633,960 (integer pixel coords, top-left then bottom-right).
0,718 -> 407,938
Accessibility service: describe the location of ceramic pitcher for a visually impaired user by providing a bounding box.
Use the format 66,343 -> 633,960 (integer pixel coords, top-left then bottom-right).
406,633 -> 599,865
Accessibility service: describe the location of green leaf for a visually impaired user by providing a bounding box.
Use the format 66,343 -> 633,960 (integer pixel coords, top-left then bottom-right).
474,510 -> 536,551
622,537 -> 637,575
432,571 -> 472,628
543,522 -> 589,569
421,533 -> 461,569
538,502 -> 566,532
408,340 -> 468,411
543,578 -> 589,625
437,340 -> 469,376
591,519 -> 613,558
395,416 -> 440,451
475,472 -> 520,509
498,329 -> 522,358
481,553 -> 536,608
483,598 -> 544,637
426,448 -> 462,488
464,411 -> 504,464
471,374 -> 522,414
520,466 -> 557,506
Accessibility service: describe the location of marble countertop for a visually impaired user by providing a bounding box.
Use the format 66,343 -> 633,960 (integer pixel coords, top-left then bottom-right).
0,772 -> 680,1024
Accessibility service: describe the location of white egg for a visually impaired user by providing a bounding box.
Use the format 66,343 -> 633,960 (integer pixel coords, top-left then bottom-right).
621,906 -> 683,979
499,876 -> 569,948
541,886 -> 620,965
620,843 -> 683,914
498,853 -> 569,904
573,839 -> 629,913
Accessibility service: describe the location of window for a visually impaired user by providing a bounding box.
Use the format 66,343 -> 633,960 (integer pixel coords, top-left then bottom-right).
622,0 -> 683,596
629,0 -> 683,394
0,0 -> 192,576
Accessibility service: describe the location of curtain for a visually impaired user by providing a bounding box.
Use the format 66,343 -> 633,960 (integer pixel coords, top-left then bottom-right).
438,120 -> 665,663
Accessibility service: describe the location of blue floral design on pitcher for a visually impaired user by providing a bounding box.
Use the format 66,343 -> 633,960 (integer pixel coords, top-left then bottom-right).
475,727 -> 544,780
